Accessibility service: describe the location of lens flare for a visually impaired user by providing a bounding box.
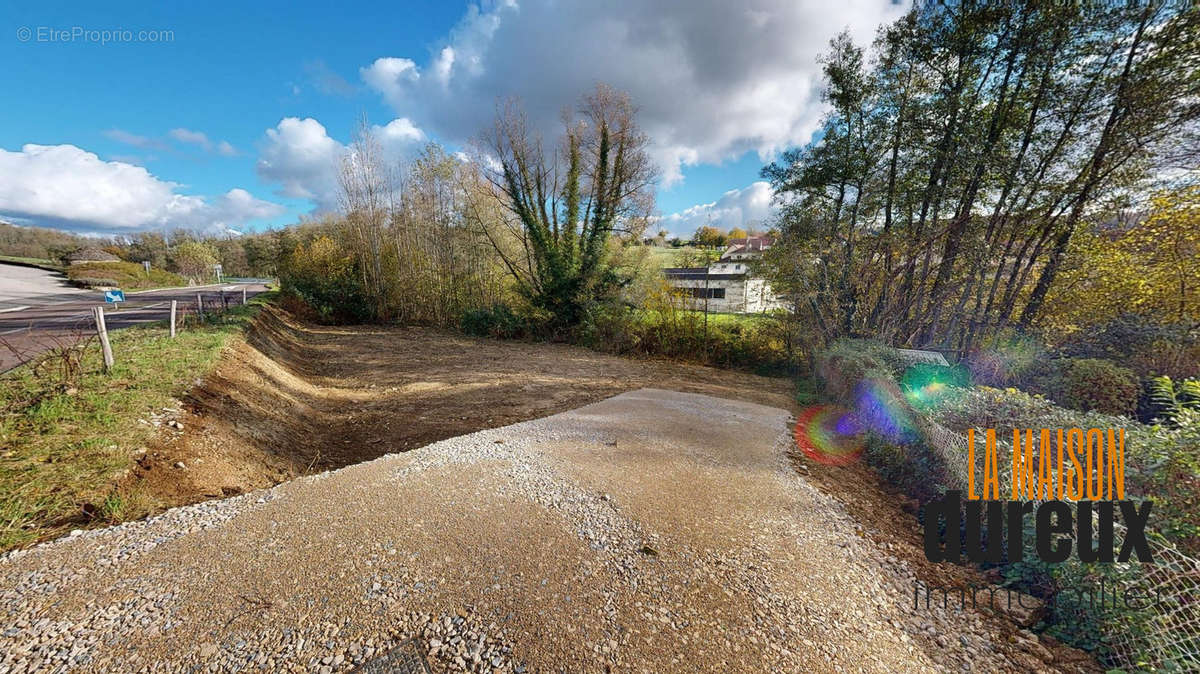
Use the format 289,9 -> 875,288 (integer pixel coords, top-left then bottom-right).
793,405 -> 865,466
852,377 -> 919,444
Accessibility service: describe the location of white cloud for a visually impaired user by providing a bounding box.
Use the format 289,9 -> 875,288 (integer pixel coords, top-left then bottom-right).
0,144 -> 284,234
360,57 -> 419,103
169,127 -> 239,156
169,127 -> 212,151
359,0 -> 903,186
256,117 -> 345,209
656,181 -> 777,238
255,116 -> 427,212
104,128 -> 165,150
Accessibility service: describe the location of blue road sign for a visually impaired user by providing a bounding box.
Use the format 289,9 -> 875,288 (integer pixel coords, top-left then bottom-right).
103,290 -> 126,303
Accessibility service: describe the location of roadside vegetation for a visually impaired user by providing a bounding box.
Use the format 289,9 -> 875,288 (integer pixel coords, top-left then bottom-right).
0,255 -> 63,272
0,293 -> 275,552
65,260 -> 186,290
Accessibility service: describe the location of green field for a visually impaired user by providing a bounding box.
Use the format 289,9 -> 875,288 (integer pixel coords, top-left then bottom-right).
645,245 -> 717,268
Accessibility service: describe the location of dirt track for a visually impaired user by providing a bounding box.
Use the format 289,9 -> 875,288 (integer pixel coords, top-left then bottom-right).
1,309 -> 1099,672
3,389 -> 1063,673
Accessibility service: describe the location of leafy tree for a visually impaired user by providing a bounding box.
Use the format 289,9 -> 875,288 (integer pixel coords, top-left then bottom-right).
693,225 -> 727,249
479,84 -> 656,331
762,2 -> 1200,350
169,240 -> 219,279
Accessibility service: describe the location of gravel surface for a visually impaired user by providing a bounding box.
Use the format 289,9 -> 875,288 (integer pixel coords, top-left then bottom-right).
1,389 -> 1055,672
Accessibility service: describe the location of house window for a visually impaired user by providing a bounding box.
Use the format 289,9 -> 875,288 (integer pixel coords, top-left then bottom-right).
687,287 -> 725,299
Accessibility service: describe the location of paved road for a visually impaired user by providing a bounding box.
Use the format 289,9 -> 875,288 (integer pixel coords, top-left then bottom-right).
0,263 -> 268,373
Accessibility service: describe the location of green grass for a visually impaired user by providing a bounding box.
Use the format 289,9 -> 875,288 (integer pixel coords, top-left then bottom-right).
0,255 -> 63,272
65,261 -> 186,290
679,310 -> 776,328
0,292 -> 276,552
645,245 -> 714,268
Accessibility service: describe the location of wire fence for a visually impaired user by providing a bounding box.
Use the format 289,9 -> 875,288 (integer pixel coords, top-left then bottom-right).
914,395 -> 1200,670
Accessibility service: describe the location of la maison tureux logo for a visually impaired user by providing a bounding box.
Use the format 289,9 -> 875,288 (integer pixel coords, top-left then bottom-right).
923,428 -> 1154,565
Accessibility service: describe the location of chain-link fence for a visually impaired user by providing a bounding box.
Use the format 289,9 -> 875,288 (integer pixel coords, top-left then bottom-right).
917,416 -> 1200,670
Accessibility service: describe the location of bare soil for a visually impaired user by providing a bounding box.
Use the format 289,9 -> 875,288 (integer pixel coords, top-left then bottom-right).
129,307 -> 795,510
113,306 -> 1098,672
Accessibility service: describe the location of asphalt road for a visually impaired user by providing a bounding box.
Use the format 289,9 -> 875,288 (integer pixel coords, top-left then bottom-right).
0,263 -> 268,373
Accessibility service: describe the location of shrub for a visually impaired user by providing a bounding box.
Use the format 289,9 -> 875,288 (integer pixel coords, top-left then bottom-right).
1058,358 -> 1139,416
65,261 -> 185,290
279,236 -> 374,324
815,339 -> 902,404
1140,375 -> 1200,424
460,304 -> 531,340
1060,314 -> 1200,380
69,277 -> 120,289
899,362 -> 971,408
965,334 -> 1048,387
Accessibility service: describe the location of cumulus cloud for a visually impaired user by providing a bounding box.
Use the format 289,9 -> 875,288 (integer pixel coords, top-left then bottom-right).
0,144 -> 284,234
255,118 -> 345,210
656,181 -> 777,238
255,116 -> 427,212
359,0 -> 902,185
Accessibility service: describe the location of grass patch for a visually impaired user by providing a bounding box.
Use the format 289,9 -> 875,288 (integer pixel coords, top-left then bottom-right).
0,292 -> 276,552
0,256 -> 63,272
66,261 -> 186,290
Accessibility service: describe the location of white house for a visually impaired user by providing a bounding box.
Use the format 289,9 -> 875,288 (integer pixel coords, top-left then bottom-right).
664,236 -> 785,313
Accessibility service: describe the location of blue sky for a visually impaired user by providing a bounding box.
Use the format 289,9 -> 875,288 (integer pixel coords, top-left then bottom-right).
0,0 -> 901,237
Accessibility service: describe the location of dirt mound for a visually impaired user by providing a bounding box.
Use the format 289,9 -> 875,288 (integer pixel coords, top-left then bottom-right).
130,306 -> 796,513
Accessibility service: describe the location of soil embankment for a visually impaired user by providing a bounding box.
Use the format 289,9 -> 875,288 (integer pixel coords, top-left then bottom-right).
130,306 -> 795,510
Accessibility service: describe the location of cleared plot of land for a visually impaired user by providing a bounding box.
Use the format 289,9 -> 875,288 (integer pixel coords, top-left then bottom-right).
0,389 -> 1065,673
0,308 -> 1098,672
126,307 -> 797,509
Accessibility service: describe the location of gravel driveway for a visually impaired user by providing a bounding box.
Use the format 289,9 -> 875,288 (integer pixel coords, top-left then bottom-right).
1,389 -> 1033,673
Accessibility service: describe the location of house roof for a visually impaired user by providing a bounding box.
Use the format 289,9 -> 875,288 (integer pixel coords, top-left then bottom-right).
664,268 -> 747,281
66,247 -> 119,262
720,236 -> 774,261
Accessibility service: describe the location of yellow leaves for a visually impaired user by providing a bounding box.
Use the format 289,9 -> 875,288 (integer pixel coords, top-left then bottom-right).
290,236 -> 352,279
1044,184 -> 1200,333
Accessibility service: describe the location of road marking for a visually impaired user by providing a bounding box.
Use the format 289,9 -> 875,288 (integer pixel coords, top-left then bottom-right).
0,305 -> 31,313
0,326 -> 29,335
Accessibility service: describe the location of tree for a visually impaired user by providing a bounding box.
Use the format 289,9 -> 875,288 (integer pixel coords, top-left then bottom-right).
761,2 -> 1200,351
728,227 -> 748,239
169,241 -> 219,279
693,225 -> 727,249
126,232 -> 169,270
478,84 -> 656,330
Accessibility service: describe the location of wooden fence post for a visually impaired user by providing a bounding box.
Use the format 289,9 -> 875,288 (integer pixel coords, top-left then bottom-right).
221,289 -> 228,310
170,300 -> 177,338
196,292 -> 203,318
93,306 -> 114,371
